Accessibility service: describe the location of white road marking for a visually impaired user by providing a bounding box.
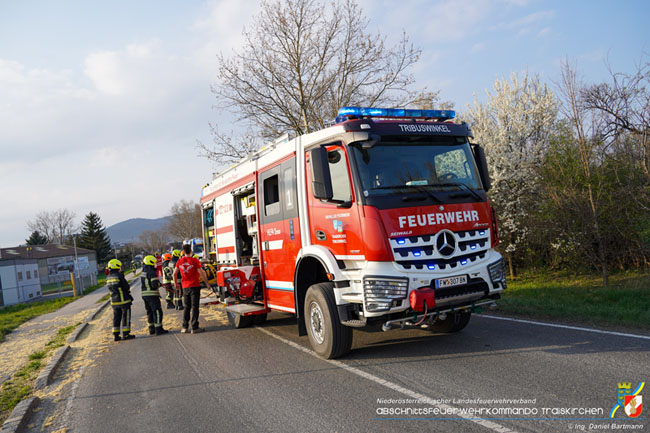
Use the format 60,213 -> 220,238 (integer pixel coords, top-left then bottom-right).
479,315 -> 650,340
256,327 -> 517,433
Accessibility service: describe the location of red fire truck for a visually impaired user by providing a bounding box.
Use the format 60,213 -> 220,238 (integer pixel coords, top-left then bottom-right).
200,107 -> 506,358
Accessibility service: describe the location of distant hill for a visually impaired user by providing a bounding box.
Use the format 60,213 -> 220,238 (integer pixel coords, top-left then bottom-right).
106,216 -> 173,244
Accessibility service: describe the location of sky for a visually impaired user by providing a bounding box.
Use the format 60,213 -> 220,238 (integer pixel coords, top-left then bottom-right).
1,0 -> 648,247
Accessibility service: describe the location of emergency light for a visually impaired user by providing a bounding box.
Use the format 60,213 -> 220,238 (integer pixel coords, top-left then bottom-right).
336,106 -> 455,122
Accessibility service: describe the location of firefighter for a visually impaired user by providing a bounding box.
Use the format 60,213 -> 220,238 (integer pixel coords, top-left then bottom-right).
141,255 -> 169,335
155,252 -> 163,279
170,249 -> 184,310
173,243 -> 213,334
106,259 -> 134,341
161,253 -> 175,309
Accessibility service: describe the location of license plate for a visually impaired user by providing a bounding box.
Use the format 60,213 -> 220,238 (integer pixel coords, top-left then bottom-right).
435,275 -> 468,289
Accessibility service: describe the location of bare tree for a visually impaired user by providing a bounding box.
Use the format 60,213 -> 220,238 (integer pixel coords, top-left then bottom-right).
205,0 -> 422,165
139,228 -> 170,254
556,59 -> 609,286
197,125 -> 261,166
582,59 -> 650,181
167,200 -> 202,241
27,209 -> 76,245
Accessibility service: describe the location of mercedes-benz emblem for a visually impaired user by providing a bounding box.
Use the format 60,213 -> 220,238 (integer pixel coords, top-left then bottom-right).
435,229 -> 457,257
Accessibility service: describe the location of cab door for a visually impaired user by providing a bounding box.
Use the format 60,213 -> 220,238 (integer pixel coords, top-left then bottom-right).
306,144 -> 364,261
258,158 -> 301,312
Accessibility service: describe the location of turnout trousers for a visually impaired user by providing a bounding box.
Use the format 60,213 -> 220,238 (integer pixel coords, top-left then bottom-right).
163,283 -> 174,307
143,296 -> 163,332
112,305 -> 132,337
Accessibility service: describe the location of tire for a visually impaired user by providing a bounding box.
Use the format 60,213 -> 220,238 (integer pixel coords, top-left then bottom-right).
429,311 -> 471,333
227,311 -> 253,328
253,313 -> 267,325
304,282 -> 353,359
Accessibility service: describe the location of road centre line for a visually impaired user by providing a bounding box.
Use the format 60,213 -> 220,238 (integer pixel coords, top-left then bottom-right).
479,315 -> 650,340
256,327 -> 517,433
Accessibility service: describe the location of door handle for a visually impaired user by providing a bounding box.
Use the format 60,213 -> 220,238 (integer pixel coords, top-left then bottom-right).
315,230 -> 327,241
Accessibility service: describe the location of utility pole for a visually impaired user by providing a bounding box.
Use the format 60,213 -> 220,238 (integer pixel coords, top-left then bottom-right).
72,234 -> 84,294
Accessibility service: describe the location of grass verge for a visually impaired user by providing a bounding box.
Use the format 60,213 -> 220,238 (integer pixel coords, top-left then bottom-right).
497,270 -> 650,330
0,298 -> 76,343
0,324 -> 78,423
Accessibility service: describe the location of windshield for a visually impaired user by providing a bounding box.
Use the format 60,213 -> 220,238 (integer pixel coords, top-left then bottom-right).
349,136 -> 483,197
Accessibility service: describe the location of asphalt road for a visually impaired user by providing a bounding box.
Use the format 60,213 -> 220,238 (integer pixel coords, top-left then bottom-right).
47,279 -> 649,433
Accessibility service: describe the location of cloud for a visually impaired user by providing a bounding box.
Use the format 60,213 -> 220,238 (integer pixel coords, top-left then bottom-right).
365,0 -> 495,42
84,50 -> 123,95
471,42 -> 486,54
491,9 -> 555,31
0,1 -> 255,247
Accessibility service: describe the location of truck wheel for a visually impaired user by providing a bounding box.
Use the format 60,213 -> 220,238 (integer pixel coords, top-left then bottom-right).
304,282 -> 353,359
429,311 -> 471,333
253,313 -> 267,325
228,311 -> 253,328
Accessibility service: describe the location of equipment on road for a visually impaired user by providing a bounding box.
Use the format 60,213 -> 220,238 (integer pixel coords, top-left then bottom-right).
199,106 -> 506,358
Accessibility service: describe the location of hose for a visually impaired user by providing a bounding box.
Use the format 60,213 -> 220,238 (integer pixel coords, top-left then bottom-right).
413,301 -> 428,326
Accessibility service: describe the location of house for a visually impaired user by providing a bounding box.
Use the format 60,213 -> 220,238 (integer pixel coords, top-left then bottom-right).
0,245 -> 98,286
0,258 -> 41,306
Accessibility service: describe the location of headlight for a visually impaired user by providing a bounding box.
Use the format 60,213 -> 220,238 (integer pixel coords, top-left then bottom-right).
488,259 -> 505,285
364,277 -> 408,312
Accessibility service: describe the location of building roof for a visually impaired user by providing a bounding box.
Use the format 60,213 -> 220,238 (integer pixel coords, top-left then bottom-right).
0,244 -> 97,260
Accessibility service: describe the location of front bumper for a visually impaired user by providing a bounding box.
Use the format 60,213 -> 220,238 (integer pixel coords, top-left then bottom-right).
336,249 -> 506,319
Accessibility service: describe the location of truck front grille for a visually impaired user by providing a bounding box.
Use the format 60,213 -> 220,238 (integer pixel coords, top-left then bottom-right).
389,229 -> 490,272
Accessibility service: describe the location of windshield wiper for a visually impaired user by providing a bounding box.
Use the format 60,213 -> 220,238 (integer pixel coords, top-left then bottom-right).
369,185 -> 443,203
436,182 -> 483,201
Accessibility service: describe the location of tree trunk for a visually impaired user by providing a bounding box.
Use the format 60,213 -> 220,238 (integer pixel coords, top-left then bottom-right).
507,252 -> 515,280
586,182 -> 608,286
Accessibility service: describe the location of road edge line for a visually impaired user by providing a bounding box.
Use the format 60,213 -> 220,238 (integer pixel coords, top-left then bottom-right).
478,315 -> 650,340
256,327 -> 517,433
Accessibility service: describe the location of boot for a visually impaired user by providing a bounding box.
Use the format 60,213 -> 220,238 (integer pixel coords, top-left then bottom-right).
122,334 -> 135,340
114,334 -> 122,342
149,326 -> 156,335
155,328 -> 169,335
166,302 -> 175,309
176,305 -> 184,311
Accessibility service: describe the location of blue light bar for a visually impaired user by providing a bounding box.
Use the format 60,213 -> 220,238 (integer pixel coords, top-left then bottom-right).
478,230 -> 486,236
396,238 -> 406,245
413,251 -> 421,257
428,264 -> 436,270
460,259 -> 468,266
337,106 -> 455,121
470,244 -> 477,250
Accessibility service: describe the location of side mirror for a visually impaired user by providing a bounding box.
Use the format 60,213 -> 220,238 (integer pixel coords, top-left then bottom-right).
471,144 -> 491,192
310,147 -> 333,200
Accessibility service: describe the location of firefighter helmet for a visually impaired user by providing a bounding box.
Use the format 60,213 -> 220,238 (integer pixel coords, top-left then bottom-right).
172,249 -> 181,258
143,255 -> 156,266
193,254 -> 200,259
107,259 -> 122,270
162,253 -> 172,261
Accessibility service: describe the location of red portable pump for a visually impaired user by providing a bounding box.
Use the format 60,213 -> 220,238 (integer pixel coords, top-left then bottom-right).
216,266 -> 261,300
